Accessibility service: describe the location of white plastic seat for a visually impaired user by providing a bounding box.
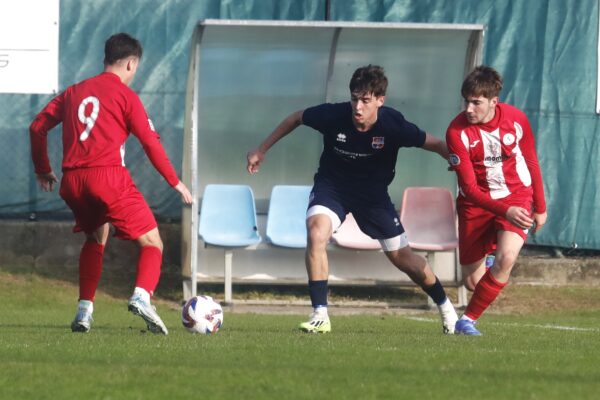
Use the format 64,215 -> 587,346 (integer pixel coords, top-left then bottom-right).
400,187 -> 458,251
331,213 -> 382,250
266,185 -> 312,248
198,184 -> 261,303
400,186 -> 465,306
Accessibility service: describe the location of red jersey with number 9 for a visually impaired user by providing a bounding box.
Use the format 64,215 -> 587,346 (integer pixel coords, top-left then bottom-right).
29,72 -> 179,187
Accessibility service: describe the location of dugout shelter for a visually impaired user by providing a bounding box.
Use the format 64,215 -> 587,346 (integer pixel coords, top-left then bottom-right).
181,19 -> 484,298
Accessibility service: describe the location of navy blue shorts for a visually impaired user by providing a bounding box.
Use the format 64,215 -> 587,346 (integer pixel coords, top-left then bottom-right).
307,177 -> 405,240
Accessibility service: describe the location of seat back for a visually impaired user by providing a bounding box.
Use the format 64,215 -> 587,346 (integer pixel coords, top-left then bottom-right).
332,213 -> 381,250
266,185 -> 312,248
198,184 -> 261,247
400,187 -> 457,251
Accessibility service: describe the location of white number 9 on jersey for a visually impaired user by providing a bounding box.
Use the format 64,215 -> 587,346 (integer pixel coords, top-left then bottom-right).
78,96 -> 100,141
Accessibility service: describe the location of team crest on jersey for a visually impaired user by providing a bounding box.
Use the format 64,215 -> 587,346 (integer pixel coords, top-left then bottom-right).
502,133 -> 515,145
337,133 -> 347,143
372,136 -> 385,149
449,154 -> 460,166
487,141 -> 500,156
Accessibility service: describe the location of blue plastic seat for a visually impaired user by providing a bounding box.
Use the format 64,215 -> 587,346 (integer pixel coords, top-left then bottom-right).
198,184 -> 261,304
266,185 -> 312,248
199,184 -> 261,247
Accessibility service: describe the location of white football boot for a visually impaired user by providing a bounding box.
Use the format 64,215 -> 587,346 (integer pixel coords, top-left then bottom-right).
71,301 -> 94,333
128,293 -> 169,335
299,308 -> 331,333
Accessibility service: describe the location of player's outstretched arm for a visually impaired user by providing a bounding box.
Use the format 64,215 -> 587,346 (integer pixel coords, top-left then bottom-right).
421,133 -> 450,160
30,93 -> 64,178
247,110 -> 304,174
174,181 -> 193,205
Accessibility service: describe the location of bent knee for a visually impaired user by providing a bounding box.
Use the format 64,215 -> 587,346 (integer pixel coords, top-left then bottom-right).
136,228 -> 163,251
495,251 -> 519,270
85,234 -> 107,246
307,226 -> 331,248
386,248 -> 426,272
463,277 -> 477,292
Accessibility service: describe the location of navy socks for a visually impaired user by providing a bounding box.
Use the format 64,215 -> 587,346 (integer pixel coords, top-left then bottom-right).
422,277 -> 447,306
308,280 -> 328,308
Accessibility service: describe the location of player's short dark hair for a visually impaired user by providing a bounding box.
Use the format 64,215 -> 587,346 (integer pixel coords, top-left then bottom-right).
104,33 -> 143,65
349,65 -> 388,97
461,65 -> 503,99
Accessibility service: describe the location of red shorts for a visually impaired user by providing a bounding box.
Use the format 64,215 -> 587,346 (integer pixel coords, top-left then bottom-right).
59,166 -> 157,240
457,194 -> 533,265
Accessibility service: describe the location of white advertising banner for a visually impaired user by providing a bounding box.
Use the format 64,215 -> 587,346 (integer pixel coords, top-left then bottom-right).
0,0 -> 59,94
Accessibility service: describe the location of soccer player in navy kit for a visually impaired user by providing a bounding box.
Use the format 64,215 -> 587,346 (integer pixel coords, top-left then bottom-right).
247,65 -> 458,334
30,33 -> 193,334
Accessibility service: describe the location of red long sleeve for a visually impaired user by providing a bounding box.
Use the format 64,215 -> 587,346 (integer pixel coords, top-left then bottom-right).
30,93 -> 64,174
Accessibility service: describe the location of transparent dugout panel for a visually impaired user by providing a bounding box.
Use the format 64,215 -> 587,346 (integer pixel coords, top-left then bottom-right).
193,21 -> 481,209
329,28 -> 471,203
196,25 -> 334,208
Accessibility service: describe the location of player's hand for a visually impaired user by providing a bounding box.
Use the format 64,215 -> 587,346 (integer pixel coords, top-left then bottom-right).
246,148 -> 265,175
505,206 -> 534,230
36,172 -> 58,192
174,181 -> 193,205
531,211 -> 547,234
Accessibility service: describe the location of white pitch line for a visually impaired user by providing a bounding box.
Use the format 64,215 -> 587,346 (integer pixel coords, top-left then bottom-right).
499,322 -> 599,332
405,316 -> 599,333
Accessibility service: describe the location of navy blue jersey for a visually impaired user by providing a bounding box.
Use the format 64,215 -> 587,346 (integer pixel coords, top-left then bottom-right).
302,102 -> 426,189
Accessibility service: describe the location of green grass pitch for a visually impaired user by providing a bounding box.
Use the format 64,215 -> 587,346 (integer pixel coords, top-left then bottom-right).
1,270 -> 599,400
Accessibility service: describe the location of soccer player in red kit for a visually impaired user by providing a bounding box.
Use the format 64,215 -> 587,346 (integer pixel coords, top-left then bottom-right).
29,33 -> 193,335
446,66 -> 547,335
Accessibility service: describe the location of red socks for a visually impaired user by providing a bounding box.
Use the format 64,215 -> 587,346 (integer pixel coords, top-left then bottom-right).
464,269 -> 507,320
79,243 -> 162,300
79,241 -> 105,301
135,246 -> 163,296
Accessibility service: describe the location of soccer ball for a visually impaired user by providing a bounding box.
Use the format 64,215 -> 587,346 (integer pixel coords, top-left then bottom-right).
181,295 -> 224,334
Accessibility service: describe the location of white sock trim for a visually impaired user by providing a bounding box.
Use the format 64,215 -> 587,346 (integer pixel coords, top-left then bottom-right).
133,287 -> 151,303
78,300 -> 93,313
314,306 -> 328,315
438,297 -> 453,309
